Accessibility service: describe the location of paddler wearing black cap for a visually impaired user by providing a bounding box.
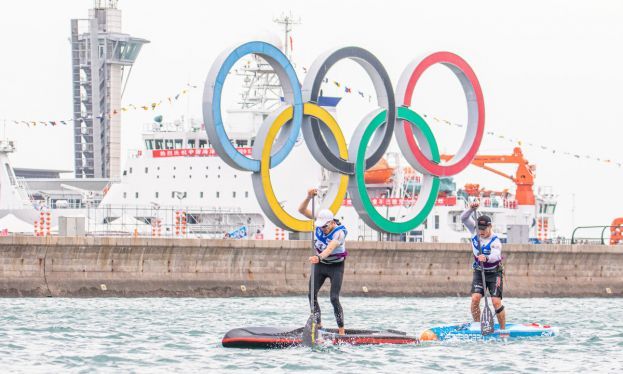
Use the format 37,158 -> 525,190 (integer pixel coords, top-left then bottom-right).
461,200 -> 507,333
298,188 -> 348,335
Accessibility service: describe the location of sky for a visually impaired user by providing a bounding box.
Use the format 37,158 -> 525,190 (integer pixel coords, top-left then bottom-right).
0,0 -> 621,237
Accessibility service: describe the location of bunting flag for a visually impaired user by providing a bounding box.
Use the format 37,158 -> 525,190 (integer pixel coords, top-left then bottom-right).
2,72 -> 620,168
418,114 -> 622,168
2,83 -> 197,126
0,118 -> 74,127
291,64 -> 621,168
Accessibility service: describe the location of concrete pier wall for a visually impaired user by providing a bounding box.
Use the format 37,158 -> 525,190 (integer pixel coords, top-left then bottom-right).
0,237 -> 621,297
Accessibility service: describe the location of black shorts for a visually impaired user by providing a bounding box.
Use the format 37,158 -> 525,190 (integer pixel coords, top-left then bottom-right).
470,269 -> 503,298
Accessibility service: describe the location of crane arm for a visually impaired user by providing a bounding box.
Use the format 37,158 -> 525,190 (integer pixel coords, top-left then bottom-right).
474,164 -> 516,182
440,147 -> 535,205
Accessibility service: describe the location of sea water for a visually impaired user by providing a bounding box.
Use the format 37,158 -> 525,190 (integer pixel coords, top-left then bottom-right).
0,297 -> 621,372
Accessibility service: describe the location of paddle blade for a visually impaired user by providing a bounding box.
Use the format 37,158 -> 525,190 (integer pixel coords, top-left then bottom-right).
481,301 -> 495,335
301,314 -> 318,347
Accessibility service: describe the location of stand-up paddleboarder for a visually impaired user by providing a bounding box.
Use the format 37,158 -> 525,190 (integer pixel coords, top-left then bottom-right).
461,200 -> 508,336
298,188 -> 348,335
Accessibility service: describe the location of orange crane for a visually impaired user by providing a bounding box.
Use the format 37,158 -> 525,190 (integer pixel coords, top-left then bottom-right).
441,147 -> 535,205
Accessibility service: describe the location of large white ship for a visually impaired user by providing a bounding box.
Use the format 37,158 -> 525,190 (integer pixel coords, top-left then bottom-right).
94,114 -> 557,243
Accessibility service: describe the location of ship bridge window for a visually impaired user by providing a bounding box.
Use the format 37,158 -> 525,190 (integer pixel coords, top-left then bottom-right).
165,139 -> 174,149
199,140 -> 207,149
145,139 -> 154,150
434,215 -> 439,229
188,139 -> 195,148
236,140 -> 248,147
155,139 -> 163,150
175,139 -> 183,149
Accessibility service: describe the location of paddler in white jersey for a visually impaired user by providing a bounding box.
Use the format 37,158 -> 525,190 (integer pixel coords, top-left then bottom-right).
461,200 -> 507,333
299,188 -> 348,336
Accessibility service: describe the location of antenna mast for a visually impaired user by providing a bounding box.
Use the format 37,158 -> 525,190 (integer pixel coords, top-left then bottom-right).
273,12 -> 301,60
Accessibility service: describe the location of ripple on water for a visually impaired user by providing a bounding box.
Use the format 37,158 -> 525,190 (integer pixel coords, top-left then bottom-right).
0,297 -> 621,371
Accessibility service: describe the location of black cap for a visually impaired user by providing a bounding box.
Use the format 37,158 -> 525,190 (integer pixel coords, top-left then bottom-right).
477,215 -> 492,229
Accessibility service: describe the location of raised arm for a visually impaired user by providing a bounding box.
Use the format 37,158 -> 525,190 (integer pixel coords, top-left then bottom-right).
461,200 -> 480,234
298,188 -> 317,219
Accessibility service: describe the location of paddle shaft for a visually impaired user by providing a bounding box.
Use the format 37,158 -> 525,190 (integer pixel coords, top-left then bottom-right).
310,196 -> 316,315
473,211 -> 490,299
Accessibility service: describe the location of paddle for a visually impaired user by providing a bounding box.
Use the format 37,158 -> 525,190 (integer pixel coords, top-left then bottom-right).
302,194 -> 318,347
474,211 -> 495,336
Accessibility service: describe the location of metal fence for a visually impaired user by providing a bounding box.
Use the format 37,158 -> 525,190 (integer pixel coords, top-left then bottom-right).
571,225 -> 621,245
85,205 -> 264,239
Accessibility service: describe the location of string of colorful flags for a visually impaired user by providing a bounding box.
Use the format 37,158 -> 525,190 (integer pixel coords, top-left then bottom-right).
2,68 -> 620,167
295,65 -> 622,168
1,84 -> 197,127
417,113 -> 622,168
299,65 -> 374,102
109,83 -> 197,117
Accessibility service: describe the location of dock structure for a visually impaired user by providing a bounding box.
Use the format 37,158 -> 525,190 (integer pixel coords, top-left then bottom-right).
0,237 -> 621,297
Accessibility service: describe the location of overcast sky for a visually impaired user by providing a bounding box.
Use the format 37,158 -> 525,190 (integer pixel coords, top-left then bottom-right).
0,0 -> 622,237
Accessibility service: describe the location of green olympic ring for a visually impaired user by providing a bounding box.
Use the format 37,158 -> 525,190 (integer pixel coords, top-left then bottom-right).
348,107 -> 440,233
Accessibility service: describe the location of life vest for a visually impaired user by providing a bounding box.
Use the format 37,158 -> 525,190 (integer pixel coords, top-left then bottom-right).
471,234 -> 501,271
314,224 -> 348,264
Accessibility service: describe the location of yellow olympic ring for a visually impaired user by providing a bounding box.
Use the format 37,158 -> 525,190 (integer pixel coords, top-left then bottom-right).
258,103 -> 349,232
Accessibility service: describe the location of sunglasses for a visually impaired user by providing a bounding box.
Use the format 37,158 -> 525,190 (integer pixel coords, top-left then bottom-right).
321,223 -> 330,230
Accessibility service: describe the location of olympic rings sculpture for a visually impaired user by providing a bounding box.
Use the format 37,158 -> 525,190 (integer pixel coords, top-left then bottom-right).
203,41 -> 485,234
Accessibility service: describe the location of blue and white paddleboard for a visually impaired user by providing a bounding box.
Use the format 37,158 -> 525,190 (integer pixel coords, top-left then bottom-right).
421,322 -> 558,341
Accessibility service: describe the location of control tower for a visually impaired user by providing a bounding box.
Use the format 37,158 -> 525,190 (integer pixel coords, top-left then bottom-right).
70,0 -> 148,178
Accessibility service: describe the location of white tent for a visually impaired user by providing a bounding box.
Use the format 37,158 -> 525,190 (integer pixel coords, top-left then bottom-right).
0,213 -> 34,234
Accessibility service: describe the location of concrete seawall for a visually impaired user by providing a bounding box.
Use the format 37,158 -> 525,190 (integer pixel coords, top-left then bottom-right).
0,237 -> 621,297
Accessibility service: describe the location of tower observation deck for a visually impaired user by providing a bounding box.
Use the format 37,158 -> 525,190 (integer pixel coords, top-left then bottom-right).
70,0 -> 148,178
